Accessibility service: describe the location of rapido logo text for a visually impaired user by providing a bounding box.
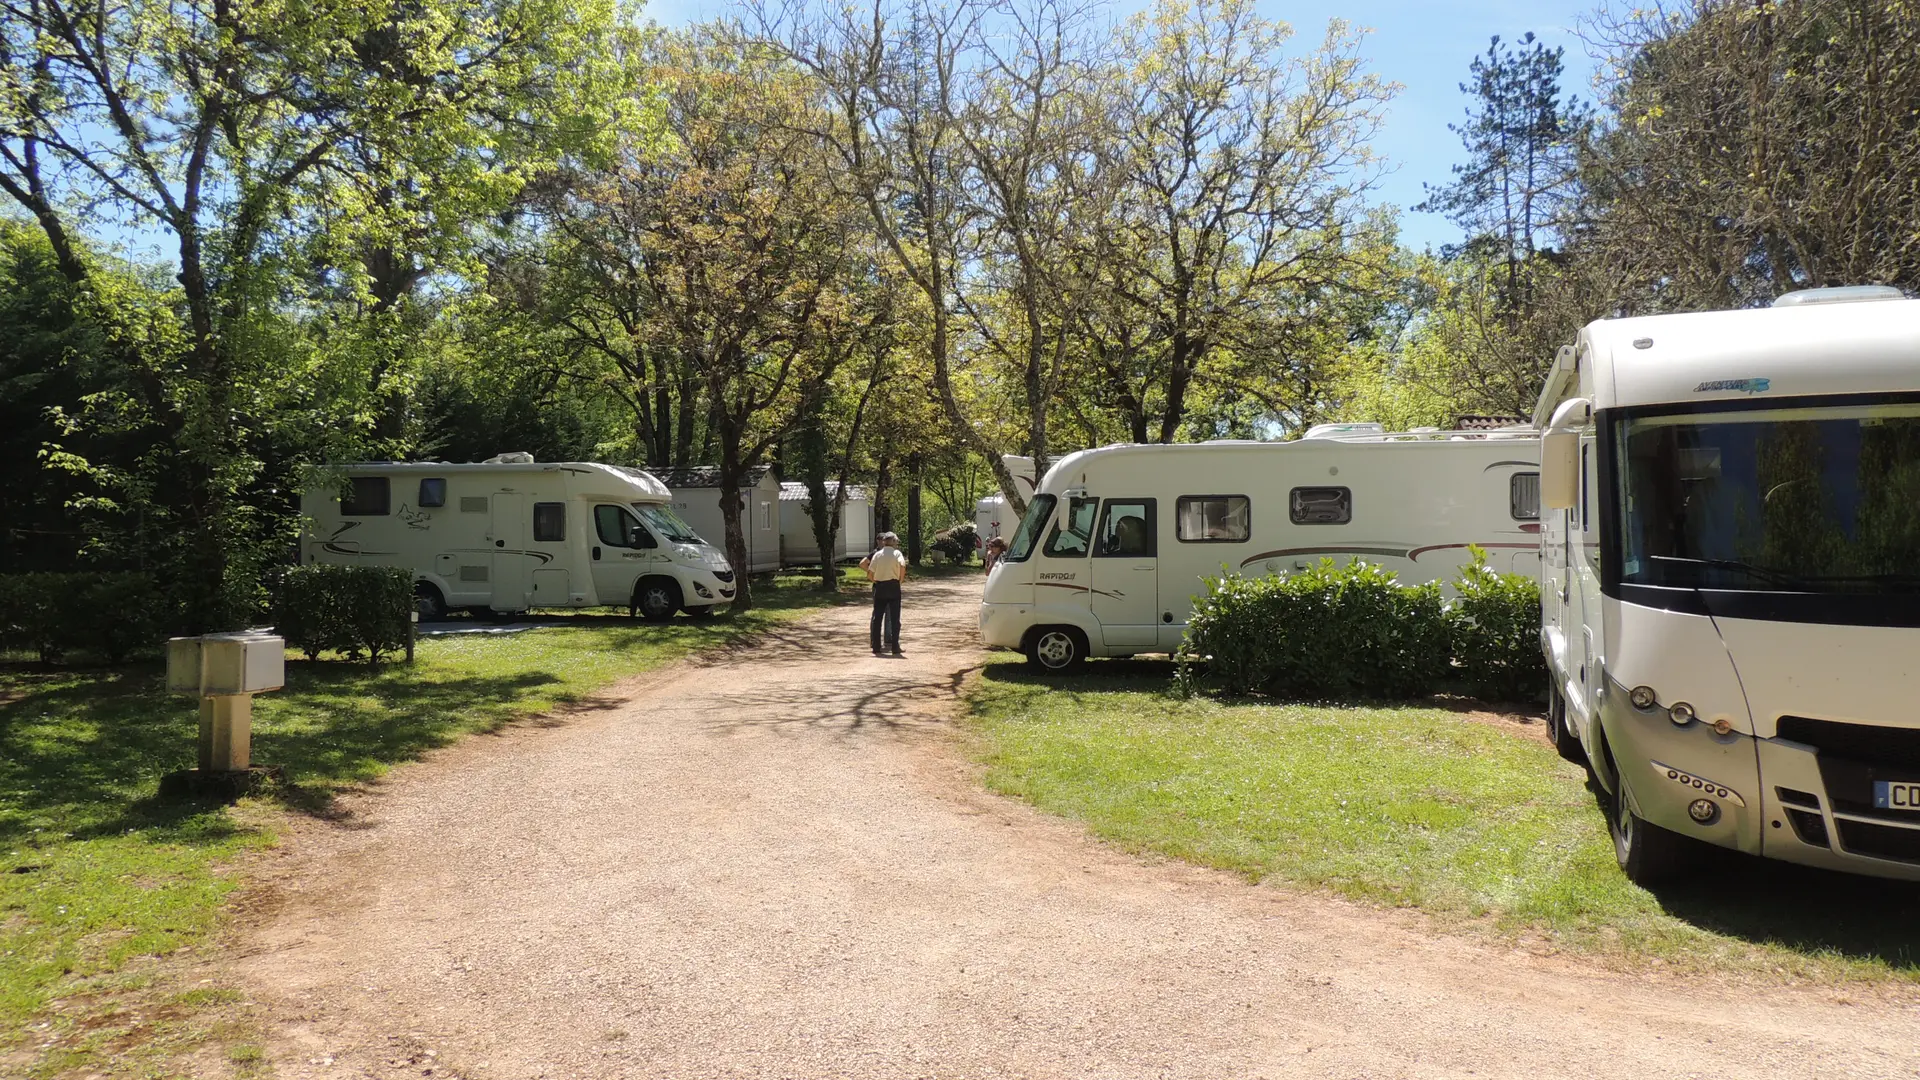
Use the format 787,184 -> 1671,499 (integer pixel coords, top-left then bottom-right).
1693,377 -> 1771,394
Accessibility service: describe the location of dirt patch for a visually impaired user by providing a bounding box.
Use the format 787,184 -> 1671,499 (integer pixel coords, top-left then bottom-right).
224,580 -> 1919,1079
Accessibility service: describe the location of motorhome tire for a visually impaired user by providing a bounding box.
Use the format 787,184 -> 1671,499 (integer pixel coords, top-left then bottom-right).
1025,626 -> 1087,673
1545,680 -> 1587,766
1605,747 -> 1694,886
683,604 -> 717,620
636,578 -> 682,622
413,582 -> 448,622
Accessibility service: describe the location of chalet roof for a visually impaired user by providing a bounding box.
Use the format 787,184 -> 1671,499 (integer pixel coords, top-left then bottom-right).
779,480 -> 868,502
655,465 -> 775,489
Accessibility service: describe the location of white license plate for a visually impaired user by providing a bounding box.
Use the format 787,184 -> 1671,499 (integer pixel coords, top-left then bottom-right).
1872,781 -> 1920,811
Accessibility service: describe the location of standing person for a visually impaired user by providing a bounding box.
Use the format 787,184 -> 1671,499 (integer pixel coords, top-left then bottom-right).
861,531 -> 907,657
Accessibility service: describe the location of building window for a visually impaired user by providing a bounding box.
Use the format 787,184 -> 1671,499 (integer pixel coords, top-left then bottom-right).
533,502 -> 566,542
418,478 -> 447,508
1175,495 -> 1250,542
1094,499 -> 1156,557
1509,472 -> 1540,521
339,476 -> 390,517
1290,486 -> 1350,525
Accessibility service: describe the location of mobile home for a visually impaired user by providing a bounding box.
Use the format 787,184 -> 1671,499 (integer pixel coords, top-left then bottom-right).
1536,286 -> 1920,884
974,455 -> 1039,552
301,455 -> 736,621
778,481 -> 873,565
659,466 -> 782,575
978,431 -> 1540,670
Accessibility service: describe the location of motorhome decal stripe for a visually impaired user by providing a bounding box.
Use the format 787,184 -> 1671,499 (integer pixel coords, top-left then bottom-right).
1036,582 -> 1090,593
321,544 -> 397,557
1238,546 -> 1411,567
445,547 -> 556,564
1481,459 -> 1538,472
1406,542 -> 1537,562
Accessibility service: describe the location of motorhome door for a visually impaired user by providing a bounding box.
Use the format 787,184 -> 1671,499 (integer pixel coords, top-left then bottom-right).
489,493 -> 532,610
1089,499 -> 1159,648
590,503 -> 650,606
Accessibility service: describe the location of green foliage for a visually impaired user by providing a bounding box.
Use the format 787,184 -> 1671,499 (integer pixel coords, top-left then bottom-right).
272,565 -> 414,662
1448,546 -> 1547,702
1181,553 -> 1545,702
0,573 -> 167,664
1182,559 -> 1450,699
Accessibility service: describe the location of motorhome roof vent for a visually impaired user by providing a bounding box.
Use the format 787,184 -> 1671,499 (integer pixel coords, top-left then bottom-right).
482,451 -> 535,464
1303,422 -> 1386,440
1772,285 -> 1906,307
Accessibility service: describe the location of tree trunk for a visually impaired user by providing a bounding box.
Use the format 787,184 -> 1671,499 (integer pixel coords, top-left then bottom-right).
718,439 -> 753,613
906,455 -> 923,566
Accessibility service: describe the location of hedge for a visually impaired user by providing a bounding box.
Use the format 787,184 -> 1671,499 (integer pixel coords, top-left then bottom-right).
0,572 -> 168,664
272,564 -> 414,661
1179,550 -> 1544,702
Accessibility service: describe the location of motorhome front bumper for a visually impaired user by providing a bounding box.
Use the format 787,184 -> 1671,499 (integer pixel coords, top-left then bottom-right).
1750,727 -> 1920,881
978,602 -> 1028,649
1600,686 -> 1763,857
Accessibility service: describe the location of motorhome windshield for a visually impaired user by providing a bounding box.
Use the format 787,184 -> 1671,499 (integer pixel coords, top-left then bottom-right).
632,503 -> 705,545
1618,402 -> 1920,593
1002,494 -> 1055,563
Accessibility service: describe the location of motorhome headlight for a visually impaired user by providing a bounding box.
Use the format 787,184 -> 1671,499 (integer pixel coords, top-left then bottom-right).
1629,685 -> 1657,711
1668,702 -> 1696,726
1687,798 -> 1720,825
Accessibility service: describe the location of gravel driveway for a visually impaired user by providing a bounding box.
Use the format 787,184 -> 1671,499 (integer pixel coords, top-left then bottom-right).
232,575 -> 1920,1079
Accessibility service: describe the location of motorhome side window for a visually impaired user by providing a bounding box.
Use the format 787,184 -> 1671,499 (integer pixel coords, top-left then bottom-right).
1176,496 -> 1250,542
532,502 -> 566,542
339,476 -> 390,516
1043,496 -> 1099,557
1001,494 -> 1055,563
594,504 -> 646,548
1289,487 -> 1350,525
1509,472 -> 1540,521
1095,500 -> 1156,557
417,478 -> 447,508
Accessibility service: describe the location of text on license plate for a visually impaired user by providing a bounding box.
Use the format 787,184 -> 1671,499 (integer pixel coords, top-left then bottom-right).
1872,781 -> 1920,811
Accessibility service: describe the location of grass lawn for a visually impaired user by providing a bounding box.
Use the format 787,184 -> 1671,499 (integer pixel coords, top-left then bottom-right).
966,658 -> 1920,983
0,575 -> 843,1078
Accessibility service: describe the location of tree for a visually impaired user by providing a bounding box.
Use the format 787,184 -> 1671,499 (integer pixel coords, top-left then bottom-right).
1081,0 -> 1395,443
1579,0 -> 1920,308
0,0 -> 623,627
1417,32 -> 1589,312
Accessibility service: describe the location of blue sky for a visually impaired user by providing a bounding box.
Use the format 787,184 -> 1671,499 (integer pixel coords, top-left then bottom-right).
643,0 -> 1606,252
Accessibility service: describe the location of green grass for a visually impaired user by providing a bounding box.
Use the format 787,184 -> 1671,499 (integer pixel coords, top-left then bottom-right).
0,575 -> 841,1077
966,659 -> 1920,982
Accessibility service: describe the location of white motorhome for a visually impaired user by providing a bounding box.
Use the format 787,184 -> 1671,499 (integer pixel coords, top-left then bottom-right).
1536,286 -> 1920,884
978,431 -> 1541,670
301,455 -> 736,621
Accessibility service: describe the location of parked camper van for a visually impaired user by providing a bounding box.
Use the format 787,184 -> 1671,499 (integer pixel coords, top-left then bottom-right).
301,455 -> 736,620
1536,286 -> 1920,884
979,431 -> 1540,670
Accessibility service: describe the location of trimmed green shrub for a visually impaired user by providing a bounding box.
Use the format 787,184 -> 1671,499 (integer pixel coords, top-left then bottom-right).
1447,547 -> 1547,702
1181,559 -> 1451,699
0,572 -> 168,663
273,564 -> 413,661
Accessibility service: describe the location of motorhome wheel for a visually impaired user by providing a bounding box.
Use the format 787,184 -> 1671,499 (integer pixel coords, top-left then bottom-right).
683,604 -> 717,620
636,578 -> 682,622
1605,746 -> 1695,886
1026,627 -> 1086,673
1545,681 -> 1587,766
413,582 -> 448,622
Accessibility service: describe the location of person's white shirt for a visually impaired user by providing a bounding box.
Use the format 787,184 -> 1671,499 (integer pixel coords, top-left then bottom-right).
867,546 -> 907,582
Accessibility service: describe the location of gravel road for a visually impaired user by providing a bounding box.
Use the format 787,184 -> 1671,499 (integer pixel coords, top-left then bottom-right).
232,575 -> 1920,1079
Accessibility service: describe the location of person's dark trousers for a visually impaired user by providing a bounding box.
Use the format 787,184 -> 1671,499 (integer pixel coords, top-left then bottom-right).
871,579 -> 902,653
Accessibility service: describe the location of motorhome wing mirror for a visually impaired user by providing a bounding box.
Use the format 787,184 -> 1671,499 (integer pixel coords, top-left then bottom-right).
629,525 -> 653,548
1541,431 -> 1578,510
